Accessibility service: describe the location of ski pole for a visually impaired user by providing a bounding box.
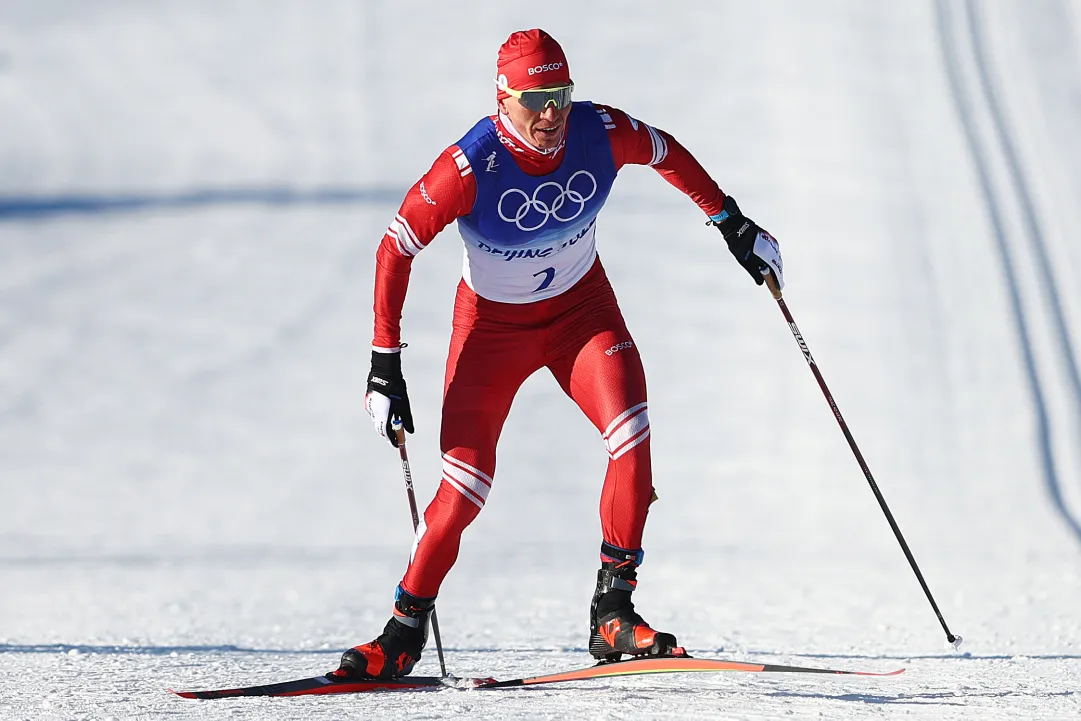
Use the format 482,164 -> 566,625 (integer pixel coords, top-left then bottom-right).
391,420 -> 450,677
762,271 -> 962,650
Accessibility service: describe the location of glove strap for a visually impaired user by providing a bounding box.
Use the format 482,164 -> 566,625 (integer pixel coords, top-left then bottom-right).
371,348 -> 404,376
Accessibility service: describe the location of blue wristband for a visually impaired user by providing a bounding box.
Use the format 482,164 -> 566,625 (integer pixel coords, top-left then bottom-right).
709,210 -> 729,223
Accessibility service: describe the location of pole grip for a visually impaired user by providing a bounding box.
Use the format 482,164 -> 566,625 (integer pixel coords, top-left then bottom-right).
764,270 -> 783,299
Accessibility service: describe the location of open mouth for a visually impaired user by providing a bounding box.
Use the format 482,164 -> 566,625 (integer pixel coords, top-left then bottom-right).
535,124 -> 561,139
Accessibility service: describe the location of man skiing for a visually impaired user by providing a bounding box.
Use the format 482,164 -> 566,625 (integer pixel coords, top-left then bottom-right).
336,29 -> 783,680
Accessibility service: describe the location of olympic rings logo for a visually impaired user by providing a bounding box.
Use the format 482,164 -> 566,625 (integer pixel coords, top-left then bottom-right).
497,170 -> 598,231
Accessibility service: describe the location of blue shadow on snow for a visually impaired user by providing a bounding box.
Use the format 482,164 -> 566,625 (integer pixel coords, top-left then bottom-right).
0,186 -> 406,221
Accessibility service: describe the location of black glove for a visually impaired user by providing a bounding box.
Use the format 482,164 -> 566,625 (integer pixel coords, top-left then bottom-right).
365,350 -> 414,448
711,195 -> 768,286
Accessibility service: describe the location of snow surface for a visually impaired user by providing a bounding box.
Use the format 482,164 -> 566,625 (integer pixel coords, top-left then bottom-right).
2,1 -> 1081,718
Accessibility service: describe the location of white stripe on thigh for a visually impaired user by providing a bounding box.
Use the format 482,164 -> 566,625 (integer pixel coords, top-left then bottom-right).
441,453 -> 492,507
603,403 -> 650,460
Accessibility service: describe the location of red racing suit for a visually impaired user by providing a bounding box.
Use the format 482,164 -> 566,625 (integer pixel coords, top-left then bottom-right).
373,104 -> 727,598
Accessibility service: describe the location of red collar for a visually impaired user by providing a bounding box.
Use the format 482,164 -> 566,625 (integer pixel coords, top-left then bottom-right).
494,114 -> 567,176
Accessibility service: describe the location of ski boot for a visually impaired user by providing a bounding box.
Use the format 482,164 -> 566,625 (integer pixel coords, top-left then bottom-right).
588,542 -> 686,663
332,586 -> 434,680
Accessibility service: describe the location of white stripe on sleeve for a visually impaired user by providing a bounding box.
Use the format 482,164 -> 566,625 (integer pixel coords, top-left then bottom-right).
387,216 -> 424,256
646,125 -> 668,166
452,149 -> 473,177
395,214 -> 424,254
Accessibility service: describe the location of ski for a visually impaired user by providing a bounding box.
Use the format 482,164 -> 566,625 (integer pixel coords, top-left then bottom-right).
480,656 -> 905,689
171,655 -> 904,699
170,674 -> 452,699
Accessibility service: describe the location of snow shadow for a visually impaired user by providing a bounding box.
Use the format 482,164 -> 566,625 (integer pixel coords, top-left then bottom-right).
0,186 -> 404,221
0,643 -> 333,656
0,546 -> 393,568
768,690 -> 1074,706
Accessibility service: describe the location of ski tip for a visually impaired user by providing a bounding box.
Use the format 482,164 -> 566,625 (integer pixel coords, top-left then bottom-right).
168,689 -> 196,699
842,667 -> 905,677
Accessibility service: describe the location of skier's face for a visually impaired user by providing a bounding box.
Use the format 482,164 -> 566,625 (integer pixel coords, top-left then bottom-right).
501,89 -> 571,150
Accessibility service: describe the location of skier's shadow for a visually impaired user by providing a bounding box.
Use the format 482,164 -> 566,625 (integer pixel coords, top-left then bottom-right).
767,690 -> 1072,706
768,690 -> 967,706
748,651 -> 1081,661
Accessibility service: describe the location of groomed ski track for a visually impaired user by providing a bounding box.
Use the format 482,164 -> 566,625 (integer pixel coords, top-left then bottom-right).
2,2 -> 1081,719
936,0 -> 1081,544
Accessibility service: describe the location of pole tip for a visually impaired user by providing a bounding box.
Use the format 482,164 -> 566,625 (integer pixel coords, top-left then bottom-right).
946,634 -> 964,652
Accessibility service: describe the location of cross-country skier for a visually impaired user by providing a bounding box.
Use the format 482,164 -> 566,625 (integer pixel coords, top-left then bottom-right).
336,29 -> 783,680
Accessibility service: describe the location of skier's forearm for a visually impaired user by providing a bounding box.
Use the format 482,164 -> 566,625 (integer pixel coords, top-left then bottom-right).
649,129 -> 726,218
372,240 -> 413,351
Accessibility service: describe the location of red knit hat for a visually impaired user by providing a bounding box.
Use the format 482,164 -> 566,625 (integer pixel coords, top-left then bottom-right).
496,29 -> 571,101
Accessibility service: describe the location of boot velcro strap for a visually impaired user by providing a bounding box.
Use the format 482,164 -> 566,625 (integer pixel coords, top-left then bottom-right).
393,584 -> 435,628
597,569 -> 638,594
600,541 -> 644,567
